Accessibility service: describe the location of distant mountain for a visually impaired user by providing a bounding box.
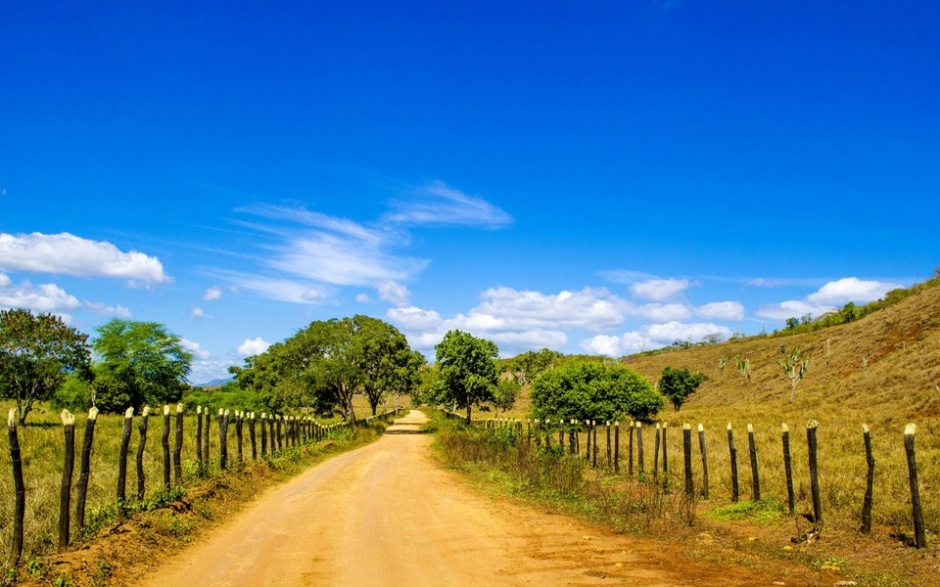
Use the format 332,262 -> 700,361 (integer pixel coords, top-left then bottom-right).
193,377 -> 233,389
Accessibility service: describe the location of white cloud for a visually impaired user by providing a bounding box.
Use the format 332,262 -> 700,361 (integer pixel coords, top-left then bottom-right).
180,338 -> 211,360
191,307 -> 205,319
807,277 -> 900,305
188,358 -> 236,386
757,277 -> 901,322
377,280 -> 410,306
355,293 -> 371,303
631,278 -> 690,301
0,232 -> 169,283
0,273 -> 10,287
696,301 -> 745,321
204,286 -> 222,301
238,337 -> 270,357
636,303 -> 692,323
385,181 -> 512,229
646,321 -> 732,344
388,306 -> 444,331
84,301 -> 132,318
0,279 -> 81,313
470,287 -> 627,331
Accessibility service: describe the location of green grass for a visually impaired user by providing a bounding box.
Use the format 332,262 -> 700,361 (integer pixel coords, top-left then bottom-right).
706,498 -> 785,524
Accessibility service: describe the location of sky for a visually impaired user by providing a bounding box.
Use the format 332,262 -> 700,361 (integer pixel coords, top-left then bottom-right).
2,1 -> 938,384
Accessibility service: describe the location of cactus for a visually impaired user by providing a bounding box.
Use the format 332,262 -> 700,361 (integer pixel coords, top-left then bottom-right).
781,347 -> 810,403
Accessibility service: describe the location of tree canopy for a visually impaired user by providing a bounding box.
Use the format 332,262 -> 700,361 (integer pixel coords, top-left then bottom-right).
530,361 -> 663,423
231,315 -> 423,421
0,309 -> 91,424
434,330 -> 499,423
658,366 -> 707,411
92,319 -> 193,413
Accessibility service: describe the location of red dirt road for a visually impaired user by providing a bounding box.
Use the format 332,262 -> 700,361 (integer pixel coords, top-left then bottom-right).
143,411 -> 783,586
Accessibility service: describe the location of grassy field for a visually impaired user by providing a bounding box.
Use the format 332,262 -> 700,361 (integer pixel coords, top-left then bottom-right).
0,398 -> 391,571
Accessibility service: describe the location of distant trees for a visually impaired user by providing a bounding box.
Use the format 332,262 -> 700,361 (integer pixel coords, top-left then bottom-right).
231,315 -> 424,421
530,361 -> 663,423
659,366 -> 707,411
0,309 -> 91,424
92,319 -> 194,413
504,348 -> 562,385
434,330 -> 499,423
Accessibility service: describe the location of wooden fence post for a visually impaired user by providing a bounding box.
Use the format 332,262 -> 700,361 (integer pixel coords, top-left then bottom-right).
727,423 -> 739,502
807,420 -> 821,525
196,406 -> 204,474
606,422 -> 612,469
860,424 -> 874,534
236,411 -> 244,463
249,413 -> 257,460
8,409 -> 25,567
653,423 -> 661,477
592,421 -> 598,468
75,407 -> 99,531
569,420 -> 577,455
203,409 -> 211,469
136,406 -> 150,501
59,410 -> 76,549
218,409 -> 228,471
698,424 -> 709,500
276,415 -> 283,452
117,407 -> 134,504
636,422 -> 645,480
260,413 -> 268,457
904,423 -> 927,548
682,423 -> 693,496
628,421 -> 635,476
747,423 -> 760,501
614,422 -> 620,473
174,404 -> 184,485
662,422 -> 668,475
782,423 -> 794,514
162,405 -> 171,491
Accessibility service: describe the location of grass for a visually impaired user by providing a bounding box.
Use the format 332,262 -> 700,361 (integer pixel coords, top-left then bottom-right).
0,401 -> 390,575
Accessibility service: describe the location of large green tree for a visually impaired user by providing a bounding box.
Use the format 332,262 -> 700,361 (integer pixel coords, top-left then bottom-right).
92,319 -> 193,413
231,315 -> 423,421
353,316 -> 425,416
434,330 -> 499,423
0,309 -> 91,424
659,366 -> 707,411
504,348 -> 562,385
530,361 -> 663,423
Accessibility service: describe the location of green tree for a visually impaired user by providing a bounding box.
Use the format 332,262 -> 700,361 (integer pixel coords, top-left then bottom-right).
353,316 -> 425,416
505,348 -> 562,385
92,319 -> 193,413
659,366 -> 707,411
492,379 -> 521,417
434,330 -> 499,423
530,361 -> 663,423
0,309 -> 91,424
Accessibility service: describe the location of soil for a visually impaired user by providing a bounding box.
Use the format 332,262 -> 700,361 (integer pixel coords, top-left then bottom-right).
129,411 -> 788,586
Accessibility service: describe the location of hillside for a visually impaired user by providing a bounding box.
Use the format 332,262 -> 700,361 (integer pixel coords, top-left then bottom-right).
621,279 -> 940,426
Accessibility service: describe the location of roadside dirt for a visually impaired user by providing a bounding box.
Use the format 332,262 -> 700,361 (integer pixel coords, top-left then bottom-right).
138,411 -> 788,586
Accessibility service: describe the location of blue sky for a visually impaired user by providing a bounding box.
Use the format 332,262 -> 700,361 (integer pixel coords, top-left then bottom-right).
2,1 -> 938,383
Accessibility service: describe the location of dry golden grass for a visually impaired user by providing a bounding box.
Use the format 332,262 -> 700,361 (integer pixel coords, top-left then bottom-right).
498,283 -> 940,539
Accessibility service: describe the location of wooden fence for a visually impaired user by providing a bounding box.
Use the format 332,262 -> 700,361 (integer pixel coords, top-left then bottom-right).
5,405 -> 403,566
442,410 -> 930,549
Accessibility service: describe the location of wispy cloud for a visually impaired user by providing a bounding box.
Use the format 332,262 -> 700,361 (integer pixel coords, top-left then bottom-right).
230,180 -> 509,306
385,181 -> 512,229
631,278 -> 692,301
204,286 -> 222,301
84,300 -> 132,318
0,232 -> 169,284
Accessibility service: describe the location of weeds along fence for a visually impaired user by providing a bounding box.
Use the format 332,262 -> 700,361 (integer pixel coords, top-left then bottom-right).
440,410 -> 935,548
2,405 -> 403,566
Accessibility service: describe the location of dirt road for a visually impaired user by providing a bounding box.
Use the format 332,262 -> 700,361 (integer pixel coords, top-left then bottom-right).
143,411 -> 782,586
